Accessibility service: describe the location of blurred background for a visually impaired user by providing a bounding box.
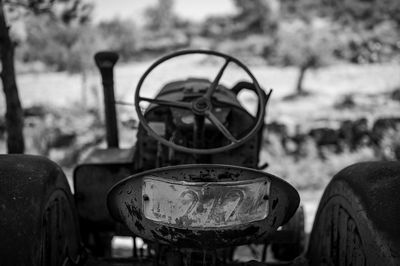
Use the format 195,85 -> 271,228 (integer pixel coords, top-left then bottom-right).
0,0 -> 400,241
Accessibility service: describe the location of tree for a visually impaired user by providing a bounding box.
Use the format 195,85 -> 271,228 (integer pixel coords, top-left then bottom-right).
0,0 -> 91,153
20,12 -> 95,106
232,0 -> 280,35
316,0 -> 400,27
315,0 -> 400,83
0,1 -> 23,153
144,0 -> 175,34
276,20 -> 336,95
98,19 -> 137,60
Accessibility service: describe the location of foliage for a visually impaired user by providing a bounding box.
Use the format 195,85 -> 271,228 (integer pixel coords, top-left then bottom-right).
275,20 -> 336,67
20,16 -> 71,70
19,14 -> 99,72
144,0 -> 175,33
0,0 -> 93,153
232,0 -> 279,35
262,134 -> 377,191
7,0 -> 400,73
316,0 -> 400,27
24,103 -> 104,167
19,15 -> 140,70
313,0 -> 400,63
7,0 -> 94,73
201,16 -> 232,38
274,19 -> 337,94
379,127 -> 400,160
97,18 -> 138,61
280,0 -> 318,20
4,0 -> 93,24
200,0 -> 280,38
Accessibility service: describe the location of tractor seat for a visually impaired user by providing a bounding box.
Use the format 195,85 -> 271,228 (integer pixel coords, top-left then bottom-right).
107,164 -> 299,249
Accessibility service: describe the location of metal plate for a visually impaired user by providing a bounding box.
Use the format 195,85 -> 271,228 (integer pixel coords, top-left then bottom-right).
142,176 -> 270,228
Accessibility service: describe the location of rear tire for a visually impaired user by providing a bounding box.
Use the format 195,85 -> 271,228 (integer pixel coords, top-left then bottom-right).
0,155 -> 84,266
308,162 -> 400,266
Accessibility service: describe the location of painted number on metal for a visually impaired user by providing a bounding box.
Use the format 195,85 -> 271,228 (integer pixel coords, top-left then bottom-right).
142,177 -> 270,228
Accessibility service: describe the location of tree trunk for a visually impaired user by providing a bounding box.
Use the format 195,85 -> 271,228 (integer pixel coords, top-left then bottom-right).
296,64 -> 308,95
0,2 -> 24,153
81,70 -> 87,106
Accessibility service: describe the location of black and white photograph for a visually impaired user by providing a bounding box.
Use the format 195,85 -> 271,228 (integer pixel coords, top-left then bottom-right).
0,0 -> 399,265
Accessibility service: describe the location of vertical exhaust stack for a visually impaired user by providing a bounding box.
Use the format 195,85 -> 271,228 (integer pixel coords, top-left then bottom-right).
94,51 -> 119,148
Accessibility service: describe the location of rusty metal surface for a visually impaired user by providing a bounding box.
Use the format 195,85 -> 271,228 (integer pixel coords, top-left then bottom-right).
94,51 -> 120,148
148,78 -> 243,111
107,164 -> 299,249
142,177 -> 270,228
74,148 -> 137,229
82,148 -> 135,164
74,163 -> 134,227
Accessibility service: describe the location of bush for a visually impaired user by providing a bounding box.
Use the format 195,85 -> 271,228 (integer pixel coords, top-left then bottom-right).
260,135 -> 377,190
379,127 -> 400,160
272,19 -> 338,94
274,19 -> 336,67
19,15 -> 100,72
98,18 -> 139,61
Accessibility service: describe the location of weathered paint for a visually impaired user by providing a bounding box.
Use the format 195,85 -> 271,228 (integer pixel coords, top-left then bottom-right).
107,164 -> 299,249
142,177 -> 270,228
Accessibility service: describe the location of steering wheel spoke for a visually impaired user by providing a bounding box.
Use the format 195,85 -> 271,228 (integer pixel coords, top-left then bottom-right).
204,58 -> 231,99
205,110 -> 238,143
139,97 -> 192,109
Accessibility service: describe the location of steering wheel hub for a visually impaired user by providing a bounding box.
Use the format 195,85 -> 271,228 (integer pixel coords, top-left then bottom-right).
192,97 -> 211,114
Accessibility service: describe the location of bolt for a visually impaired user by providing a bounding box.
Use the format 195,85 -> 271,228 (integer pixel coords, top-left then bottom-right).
196,100 -> 208,109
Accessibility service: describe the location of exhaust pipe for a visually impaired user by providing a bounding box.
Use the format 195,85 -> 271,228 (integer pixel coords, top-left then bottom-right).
94,51 -> 119,148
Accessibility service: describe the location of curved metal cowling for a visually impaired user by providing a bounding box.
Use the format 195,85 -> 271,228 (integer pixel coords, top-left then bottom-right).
107,164 -> 299,249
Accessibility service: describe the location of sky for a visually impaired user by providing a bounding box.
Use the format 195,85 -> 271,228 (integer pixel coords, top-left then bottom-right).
90,0 -> 236,24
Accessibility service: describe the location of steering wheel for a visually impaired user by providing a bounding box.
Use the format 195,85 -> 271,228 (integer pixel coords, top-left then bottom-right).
135,50 -> 268,154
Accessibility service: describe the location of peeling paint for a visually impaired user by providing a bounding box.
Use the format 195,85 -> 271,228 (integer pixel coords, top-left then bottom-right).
142,177 -> 270,228
108,164 -> 300,249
